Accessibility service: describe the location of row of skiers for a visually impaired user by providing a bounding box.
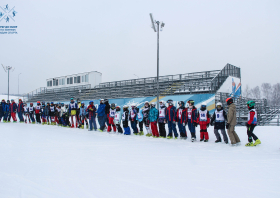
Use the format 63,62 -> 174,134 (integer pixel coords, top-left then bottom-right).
0,97 -> 261,146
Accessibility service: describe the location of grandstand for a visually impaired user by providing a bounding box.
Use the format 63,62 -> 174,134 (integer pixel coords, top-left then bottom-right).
24,63 -> 240,102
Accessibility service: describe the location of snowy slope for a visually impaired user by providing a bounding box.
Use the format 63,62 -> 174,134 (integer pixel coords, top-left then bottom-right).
0,124 -> 280,198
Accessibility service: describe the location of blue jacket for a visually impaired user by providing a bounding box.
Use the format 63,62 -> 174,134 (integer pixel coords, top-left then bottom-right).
149,107 -> 158,122
129,108 -> 138,121
166,105 -> 176,122
10,102 -> 18,113
136,109 -> 143,122
96,103 -> 106,117
0,102 -> 5,113
69,102 -> 78,112
18,102 -> 24,112
5,103 -> 10,112
79,106 -> 87,116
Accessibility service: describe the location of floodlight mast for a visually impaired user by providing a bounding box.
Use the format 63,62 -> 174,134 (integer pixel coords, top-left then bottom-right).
149,13 -> 164,109
2,64 -> 14,100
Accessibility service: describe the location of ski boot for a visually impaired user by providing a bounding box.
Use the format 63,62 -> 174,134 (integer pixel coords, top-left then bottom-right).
98,129 -> 103,132
245,142 -> 254,147
167,136 -> 173,139
86,125 -> 88,129
71,124 -> 75,128
191,137 -> 195,142
204,139 -> 208,142
139,131 -> 144,136
215,139 -> 221,143
253,139 -> 261,146
81,125 -> 84,129
174,137 -> 178,139
200,139 -> 204,142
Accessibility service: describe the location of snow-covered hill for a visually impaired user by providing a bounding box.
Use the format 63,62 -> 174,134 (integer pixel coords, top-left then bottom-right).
0,124 -> 279,198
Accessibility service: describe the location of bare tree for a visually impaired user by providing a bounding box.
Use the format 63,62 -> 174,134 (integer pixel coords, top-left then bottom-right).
251,86 -> 261,99
242,85 -> 251,98
261,83 -> 272,104
271,83 -> 280,106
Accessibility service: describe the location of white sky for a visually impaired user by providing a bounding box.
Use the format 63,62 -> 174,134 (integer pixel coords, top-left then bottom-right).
0,0 -> 279,94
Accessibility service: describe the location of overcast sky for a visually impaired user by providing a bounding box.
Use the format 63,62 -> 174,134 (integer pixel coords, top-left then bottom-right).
0,0 -> 279,95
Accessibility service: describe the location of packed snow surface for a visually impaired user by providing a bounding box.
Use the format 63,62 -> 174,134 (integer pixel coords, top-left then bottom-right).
0,123 -> 280,198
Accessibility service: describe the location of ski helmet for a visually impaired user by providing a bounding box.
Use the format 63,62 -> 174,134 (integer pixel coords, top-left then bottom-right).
247,100 -> 255,108
61,103 -> 64,107
216,102 -> 222,110
1,99 -> 4,102
111,103 -> 116,108
201,102 -> 207,111
81,102 -> 84,105
159,100 -> 165,106
70,98 -> 74,101
167,99 -> 173,105
151,102 -> 156,107
30,103 -> 33,106
226,98 -> 233,105
116,106 -> 121,111
89,101 -> 94,104
51,102 -> 54,105
188,100 -> 194,106
100,99 -> 104,103
11,99 -> 14,102
178,101 -> 185,107
123,105 -> 129,109
7,100 -> 10,103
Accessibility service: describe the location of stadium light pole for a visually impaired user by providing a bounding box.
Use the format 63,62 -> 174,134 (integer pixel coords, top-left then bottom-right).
2,64 -> 15,100
18,73 -> 22,95
150,13 -> 165,109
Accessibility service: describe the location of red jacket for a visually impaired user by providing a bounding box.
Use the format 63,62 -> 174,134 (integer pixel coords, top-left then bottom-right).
196,110 -> 210,125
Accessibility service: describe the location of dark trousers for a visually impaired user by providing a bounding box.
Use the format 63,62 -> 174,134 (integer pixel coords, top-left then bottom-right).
138,121 -> 143,131
116,124 -> 123,133
178,121 -> 187,137
18,112 -> 24,122
187,119 -> 196,138
35,114 -> 41,123
214,128 -> 228,143
167,121 -> 178,137
98,115 -> 106,130
158,122 -> 166,137
131,121 -> 138,133
247,124 -> 258,143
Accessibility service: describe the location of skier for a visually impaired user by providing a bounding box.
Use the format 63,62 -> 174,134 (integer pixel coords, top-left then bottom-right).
96,99 -> 106,132
29,103 -> 35,124
130,104 -> 138,135
45,102 -> 50,125
5,100 -> 11,122
136,105 -> 144,136
245,100 -> 261,147
166,99 -> 178,139
108,103 -> 117,132
23,103 -> 30,123
186,100 -> 197,142
35,101 -> 41,124
10,99 -> 18,123
79,102 -> 88,129
226,98 -> 240,146
87,101 -> 97,131
104,99 -> 110,129
76,99 -> 81,126
158,100 -> 167,138
69,98 -> 78,128
114,106 -> 123,133
122,105 -> 131,135
149,102 -> 159,137
143,101 -> 152,137
210,102 -> 228,143
62,104 -> 70,127
49,102 -> 57,125
17,99 -> 24,123
41,103 -> 47,125
176,101 -> 187,139
0,99 -> 5,122
196,102 -> 210,142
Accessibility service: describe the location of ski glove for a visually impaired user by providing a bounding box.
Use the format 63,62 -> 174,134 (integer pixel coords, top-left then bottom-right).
226,123 -> 229,129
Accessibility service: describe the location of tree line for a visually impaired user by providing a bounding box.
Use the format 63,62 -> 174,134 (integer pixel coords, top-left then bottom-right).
242,83 -> 280,106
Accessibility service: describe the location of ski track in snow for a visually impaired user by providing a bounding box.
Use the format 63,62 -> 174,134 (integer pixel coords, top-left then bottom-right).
0,123 -> 280,198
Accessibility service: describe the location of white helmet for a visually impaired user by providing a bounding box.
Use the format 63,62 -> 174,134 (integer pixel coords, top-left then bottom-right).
159,100 -> 165,105
216,102 -> 222,107
131,103 -> 136,107
123,105 -> 129,109
144,101 -> 149,104
100,99 -> 104,103
151,102 -> 156,107
201,102 -> 207,106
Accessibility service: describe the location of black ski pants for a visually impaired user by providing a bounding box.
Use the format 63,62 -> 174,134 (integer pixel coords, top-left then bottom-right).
247,124 -> 258,143
158,122 -> 166,137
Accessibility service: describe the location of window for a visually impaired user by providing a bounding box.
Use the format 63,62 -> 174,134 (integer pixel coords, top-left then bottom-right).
85,74 -> 89,82
62,78 -> 65,85
70,77 -> 73,84
77,76 -> 80,83
67,78 -> 70,84
47,80 -> 52,87
74,77 -> 77,83
53,79 -> 58,86
82,76 -> 84,82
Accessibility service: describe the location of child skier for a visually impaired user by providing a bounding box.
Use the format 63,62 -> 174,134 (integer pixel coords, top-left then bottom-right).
0,99 -> 5,122
245,100 -> 261,147
210,102 -> 228,143
69,98 -> 78,128
35,101 -> 41,124
166,99 -> 178,139
56,105 -> 62,126
149,102 -> 159,138
129,104 -> 138,135
62,104 -> 70,127
5,100 -> 11,122
23,103 -> 30,123
10,99 -> 18,123
17,99 -> 24,123
122,105 -> 131,135
197,102 -> 210,142
158,100 -> 167,138
41,103 -> 48,125
49,102 -> 56,125
114,106 -> 123,133
87,101 -> 97,131
107,103 -> 116,132
28,103 -> 35,124
143,101 -> 152,137
136,105 -> 144,135
177,101 -> 187,139
186,100 -> 197,142
79,102 -> 88,129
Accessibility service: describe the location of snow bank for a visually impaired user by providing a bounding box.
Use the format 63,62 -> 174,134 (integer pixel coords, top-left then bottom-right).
0,124 -> 279,198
